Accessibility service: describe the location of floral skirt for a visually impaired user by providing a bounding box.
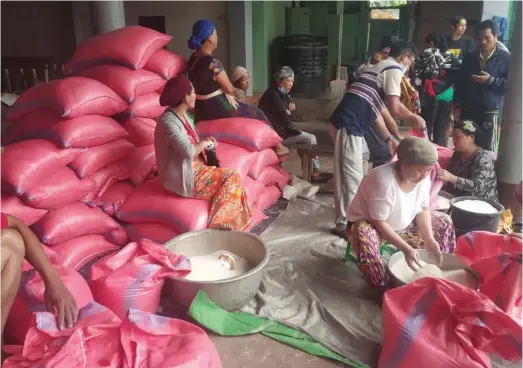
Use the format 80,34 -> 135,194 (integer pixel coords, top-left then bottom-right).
349,211 -> 456,290
193,157 -> 251,230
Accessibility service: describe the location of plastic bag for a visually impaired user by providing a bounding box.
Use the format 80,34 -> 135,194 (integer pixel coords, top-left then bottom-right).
120,309 -> 222,367
256,166 -> 290,188
215,142 -> 258,180
143,49 -> 188,79
52,235 -> 120,271
379,277 -> 522,368
120,92 -> 166,119
82,162 -> 131,205
434,144 -> 453,170
117,178 -> 210,233
196,118 -> 281,151
3,302 -> 123,367
243,176 -> 265,205
1,140 -> 81,195
5,111 -> 128,148
22,244 -> 57,272
89,238 -> 191,318
244,205 -> 268,232
21,167 -> 96,210
32,202 -> 121,245
254,185 -> 282,211
7,77 -> 127,121
80,65 -> 165,104
120,145 -> 157,185
69,139 -> 135,179
124,222 -> 180,244
104,227 -> 130,246
4,266 -> 94,345
99,181 -> 135,216
1,195 -> 47,226
65,26 -> 172,75
455,231 -> 522,320
248,148 -> 279,179
122,117 -> 156,146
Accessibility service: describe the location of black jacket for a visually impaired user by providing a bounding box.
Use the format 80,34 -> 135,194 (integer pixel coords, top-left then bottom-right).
258,86 -> 301,140
454,47 -> 510,111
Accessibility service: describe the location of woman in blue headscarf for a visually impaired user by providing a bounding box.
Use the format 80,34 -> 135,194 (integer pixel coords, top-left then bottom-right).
186,19 -> 289,157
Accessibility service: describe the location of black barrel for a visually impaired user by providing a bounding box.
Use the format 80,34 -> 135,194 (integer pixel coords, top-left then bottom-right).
272,35 -> 328,99
449,196 -> 505,237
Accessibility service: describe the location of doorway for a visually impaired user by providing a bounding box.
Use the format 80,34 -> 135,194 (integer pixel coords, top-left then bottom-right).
138,16 -> 167,48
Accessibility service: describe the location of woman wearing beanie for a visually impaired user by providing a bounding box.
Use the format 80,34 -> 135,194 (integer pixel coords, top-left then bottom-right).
155,75 -> 251,230
347,137 -> 456,290
186,19 -> 288,157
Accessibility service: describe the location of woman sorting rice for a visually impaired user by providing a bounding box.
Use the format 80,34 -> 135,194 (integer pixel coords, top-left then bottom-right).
347,137 -> 456,290
155,75 -> 251,230
186,19 -> 288,157
437,120 -> 499,201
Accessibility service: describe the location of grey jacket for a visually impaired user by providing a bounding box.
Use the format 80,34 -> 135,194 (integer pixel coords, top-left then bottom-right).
154,110 -> 197,198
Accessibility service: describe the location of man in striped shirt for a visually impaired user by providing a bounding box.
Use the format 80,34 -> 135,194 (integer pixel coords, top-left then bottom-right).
329,42 -> 427,238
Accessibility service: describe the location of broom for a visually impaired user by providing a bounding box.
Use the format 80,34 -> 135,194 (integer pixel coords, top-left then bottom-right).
326,1 -> 348,104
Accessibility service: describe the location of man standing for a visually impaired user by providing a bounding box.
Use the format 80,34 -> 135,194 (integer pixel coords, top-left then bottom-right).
454,20 -> 510,152
329,42 -> 426,238
446,16 -> 476,61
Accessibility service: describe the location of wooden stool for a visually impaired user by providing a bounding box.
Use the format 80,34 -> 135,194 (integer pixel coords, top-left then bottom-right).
291,144 -> 334,182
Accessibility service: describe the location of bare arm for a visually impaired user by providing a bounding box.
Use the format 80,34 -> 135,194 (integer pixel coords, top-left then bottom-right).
215,71 -> 237,95
371,219 -> 413,253
414,208 -> 435,243
387,95 -> 426,130
380,108 -> 404,139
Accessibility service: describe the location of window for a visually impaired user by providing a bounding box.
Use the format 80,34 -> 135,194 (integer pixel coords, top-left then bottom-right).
370,8 -> 401,20
369,0 -> 407,8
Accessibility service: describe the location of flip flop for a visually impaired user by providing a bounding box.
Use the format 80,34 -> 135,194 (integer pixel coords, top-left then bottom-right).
330,228 -> 348,239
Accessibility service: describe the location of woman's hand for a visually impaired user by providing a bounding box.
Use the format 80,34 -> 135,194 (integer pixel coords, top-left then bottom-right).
436,169 -> 457,184
44,279 -> 79,330
388,138 -> 399,155
289,102 -> 296,112
424,238 -> 443,266
403,246 -> 423,271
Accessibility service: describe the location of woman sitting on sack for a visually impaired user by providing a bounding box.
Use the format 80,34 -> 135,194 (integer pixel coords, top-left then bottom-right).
437,120 -> 498,201
155,75 -> 251,230
186,19 -> 288,157
347,137 -> 456,290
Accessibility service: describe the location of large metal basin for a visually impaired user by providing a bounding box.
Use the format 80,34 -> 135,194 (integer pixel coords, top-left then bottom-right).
387,249 -> 479,289
164,229 -> 270,312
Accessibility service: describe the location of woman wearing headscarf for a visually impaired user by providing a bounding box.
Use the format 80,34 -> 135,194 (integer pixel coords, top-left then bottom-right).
155,75 -> 251,230
258,66 -> 332,183
229,66 -> 250,103
186,19 -> 288,157
347,137 -> 456,290
437,120 -> 498,201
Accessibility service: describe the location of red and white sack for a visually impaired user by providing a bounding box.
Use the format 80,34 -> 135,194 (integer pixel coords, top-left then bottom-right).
32,202 -> 121,245
5,111 -> 128,148
379,277 -> 522,368
4,266 -> 94,345
1,195 -> 47,226
244,205 -> 268,232
254,185 -> 282,211
125,222 -> 180,244
21,167 -> 96,210
52,235 -> 120,271
22,244 -> 57,272
143,49 -> 188,79
117,178 -> 210,233
82,162 -> 131,205
1,140 -> 80,195
248,148 -> 279,179
89,239 -> 191,318
7,77 -> 127,121
120,92 -> 166,119
104,227 -> 129,247
65,26 -> 172,75
256,166 -> 290,188
215,142 -> 258,180
122,117 -> 156,146
69,138 -> 134,179
80,65 -> 165,104
120,145 -> 157,185
196,118 -> 281,151
120,309 -> 222,368
243,176 -> 265,205
99,181 -> 135,216
3,302 -> 122,367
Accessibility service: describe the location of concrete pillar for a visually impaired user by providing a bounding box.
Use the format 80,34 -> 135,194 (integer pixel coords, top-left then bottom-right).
90,1 -> 126,35
227,1 -> 253,96
496,3 -> 522,212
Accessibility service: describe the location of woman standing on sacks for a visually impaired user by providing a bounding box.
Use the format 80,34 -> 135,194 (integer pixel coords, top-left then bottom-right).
347,137 -> 456,290
155,75 -> 251,230
186,19 -> 289,157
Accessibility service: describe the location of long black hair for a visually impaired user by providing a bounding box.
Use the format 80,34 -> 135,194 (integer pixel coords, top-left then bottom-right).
425,33 -> 449,52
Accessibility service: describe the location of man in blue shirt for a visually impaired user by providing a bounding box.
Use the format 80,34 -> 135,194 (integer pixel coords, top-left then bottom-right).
454,20 -> 510,152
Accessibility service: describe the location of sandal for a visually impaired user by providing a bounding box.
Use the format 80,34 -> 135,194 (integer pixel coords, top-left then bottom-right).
330,227 -> 348,239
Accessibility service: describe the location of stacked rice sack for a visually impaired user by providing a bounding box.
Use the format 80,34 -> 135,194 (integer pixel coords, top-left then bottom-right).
118,117 -> 289,243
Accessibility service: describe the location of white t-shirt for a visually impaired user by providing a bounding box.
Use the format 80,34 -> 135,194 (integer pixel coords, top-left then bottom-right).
347,162 -> 431,231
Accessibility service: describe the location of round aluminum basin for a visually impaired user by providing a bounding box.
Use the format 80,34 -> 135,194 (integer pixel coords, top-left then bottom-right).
164,229 -> 270,312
